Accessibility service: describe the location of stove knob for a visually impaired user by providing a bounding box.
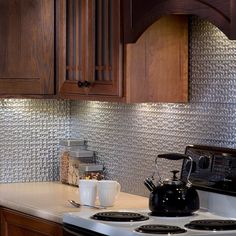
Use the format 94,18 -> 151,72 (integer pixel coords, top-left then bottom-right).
198,156 -> 210,169
185,160 -> 197,173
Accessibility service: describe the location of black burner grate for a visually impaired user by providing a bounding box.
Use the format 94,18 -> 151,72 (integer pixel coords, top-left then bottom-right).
149,212 -> 194,217
185,220 -> 236,231
91,212 -> 149,222
135,224 -> 187,234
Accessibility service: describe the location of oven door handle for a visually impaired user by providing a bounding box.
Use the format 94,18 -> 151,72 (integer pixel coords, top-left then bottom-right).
64,226 -> 81,236
63,224 -> 106,236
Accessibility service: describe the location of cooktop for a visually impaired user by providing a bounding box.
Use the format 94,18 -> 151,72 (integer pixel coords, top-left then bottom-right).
63,145 -> 236,235
63,209 -> 236,236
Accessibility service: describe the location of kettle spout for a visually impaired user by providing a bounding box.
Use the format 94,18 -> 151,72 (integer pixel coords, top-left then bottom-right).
144,178 -> 156,192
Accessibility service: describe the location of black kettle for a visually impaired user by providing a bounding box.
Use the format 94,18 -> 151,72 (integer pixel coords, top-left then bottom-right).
147,153 -> 199,217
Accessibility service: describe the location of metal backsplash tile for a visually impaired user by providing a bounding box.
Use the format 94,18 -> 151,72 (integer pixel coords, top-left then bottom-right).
71,17 -> 236,196
0,99 -> 70,183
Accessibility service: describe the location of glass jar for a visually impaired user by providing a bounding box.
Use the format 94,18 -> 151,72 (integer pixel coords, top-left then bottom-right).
59,139 -> 86,184
79,164 -> 104,181
68,150 -> 95,186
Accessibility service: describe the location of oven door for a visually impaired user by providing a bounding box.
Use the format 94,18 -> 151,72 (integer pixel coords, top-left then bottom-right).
63,223 -> 107,236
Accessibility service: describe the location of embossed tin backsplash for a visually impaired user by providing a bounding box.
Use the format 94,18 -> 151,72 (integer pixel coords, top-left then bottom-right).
0,99 -> 70,183
0,18 -> 236,195
71,18 -> 236,196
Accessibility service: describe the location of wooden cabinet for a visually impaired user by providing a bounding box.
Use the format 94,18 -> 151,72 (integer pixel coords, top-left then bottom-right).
1,208 -> 63,236
1,0 -> 235,101
123,0 -> 236,43
57,0 -> 188,103
0,0 -> 188,102
125,15 -> 188,103
57,0 -> 123,99
0,0 -> 55,97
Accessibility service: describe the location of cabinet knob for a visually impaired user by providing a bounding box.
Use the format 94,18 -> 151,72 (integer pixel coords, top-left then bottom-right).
84,81 -> 91,87
78,81 -> 84,88
78,81 -> 91,88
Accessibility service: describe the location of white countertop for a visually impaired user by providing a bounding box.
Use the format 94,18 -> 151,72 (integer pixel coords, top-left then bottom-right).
0,182 -> 148,224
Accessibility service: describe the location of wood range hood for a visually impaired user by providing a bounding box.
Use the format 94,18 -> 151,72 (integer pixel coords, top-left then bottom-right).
123,0 -> 236,43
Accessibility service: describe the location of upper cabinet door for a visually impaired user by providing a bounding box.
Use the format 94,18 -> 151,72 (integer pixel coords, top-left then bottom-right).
57,0 -> 123,99
0,0 -> 54,96
123,0 -> 236,43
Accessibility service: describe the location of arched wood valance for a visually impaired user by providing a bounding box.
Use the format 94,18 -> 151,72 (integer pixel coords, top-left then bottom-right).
123,0 -> 236,43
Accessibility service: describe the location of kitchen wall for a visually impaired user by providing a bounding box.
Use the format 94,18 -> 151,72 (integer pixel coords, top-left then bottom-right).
70,17 -> 236,196
0,17 -> 235,196
0,99 -> 70,183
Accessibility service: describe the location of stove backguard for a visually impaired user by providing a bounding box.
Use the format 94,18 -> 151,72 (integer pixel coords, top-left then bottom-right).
181,145 -> 236,196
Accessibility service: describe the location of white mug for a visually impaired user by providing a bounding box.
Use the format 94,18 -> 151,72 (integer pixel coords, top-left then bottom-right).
79,179 -> 97,206
97,180 -> 121,207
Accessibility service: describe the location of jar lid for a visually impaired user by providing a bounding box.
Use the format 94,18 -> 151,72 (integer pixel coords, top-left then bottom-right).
163,179 -> 183,185
70,150 -> 94,158
60,139 -> 85,147
79,164 -> 104,172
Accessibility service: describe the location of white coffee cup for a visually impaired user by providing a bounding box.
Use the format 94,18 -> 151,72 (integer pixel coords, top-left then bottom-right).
79,179 -> 98,206
97,180 -> 121,207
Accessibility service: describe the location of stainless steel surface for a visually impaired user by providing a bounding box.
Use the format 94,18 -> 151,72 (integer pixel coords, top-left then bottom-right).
79,164 -> 104,172
68,200 -> 106,210
0,99 -> 70,183
70,17 -> 236,196
186,156 -> 193,187
59,139 -> 85,147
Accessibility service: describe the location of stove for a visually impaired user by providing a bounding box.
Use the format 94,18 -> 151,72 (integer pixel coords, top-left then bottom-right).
63,145 -> 236,236
63,208 -> 236,235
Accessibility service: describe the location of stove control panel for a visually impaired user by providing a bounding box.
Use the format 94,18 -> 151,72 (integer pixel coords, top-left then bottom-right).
181,145 -> 236,196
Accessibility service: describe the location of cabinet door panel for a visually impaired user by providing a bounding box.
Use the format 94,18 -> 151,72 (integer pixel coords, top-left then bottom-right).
0,0 -> 54,95
125,15 -> 188,103
1,208 -> 62,236
58,0 -> 122,98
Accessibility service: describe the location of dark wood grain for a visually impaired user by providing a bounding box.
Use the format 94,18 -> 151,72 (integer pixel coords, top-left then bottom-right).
59,1 -> 188,103
1,208 -> 62,236
56,0 -> 66,95
230,0 -> 236,39
97,0 -> 103,81
123,0 -> 236,43
68,0 -> 74,80
0,0 -> 54,95
58,0 -> 123,97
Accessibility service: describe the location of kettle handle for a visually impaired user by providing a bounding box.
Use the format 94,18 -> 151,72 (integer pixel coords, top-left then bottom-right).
157,153 -> 189,160
155,153 -> 193,187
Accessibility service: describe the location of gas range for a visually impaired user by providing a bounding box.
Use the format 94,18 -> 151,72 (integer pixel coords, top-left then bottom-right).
63,145 -> 236,235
